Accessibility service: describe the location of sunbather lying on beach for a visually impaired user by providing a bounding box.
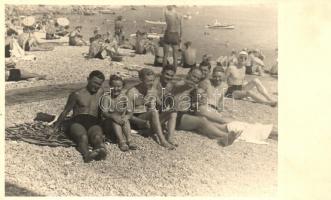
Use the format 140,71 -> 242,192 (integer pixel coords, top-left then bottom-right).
17,26 -> 54,51
5,59 -> 46,81
101,75 -> 138,152
52,70 -> 107,163
225,51 -> 277,107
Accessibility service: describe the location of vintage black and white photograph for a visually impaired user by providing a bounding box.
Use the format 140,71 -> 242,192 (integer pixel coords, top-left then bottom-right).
4,2 -> 278,196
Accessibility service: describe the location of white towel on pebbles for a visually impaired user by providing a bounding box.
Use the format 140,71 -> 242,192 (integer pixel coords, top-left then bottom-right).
227,121 -> 273,144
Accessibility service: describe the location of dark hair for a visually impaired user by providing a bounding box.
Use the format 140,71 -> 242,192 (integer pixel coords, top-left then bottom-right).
11,18 -> 18,23
162,65 -> 176,73
184,41 -> 192,48
7,29 -> 18,36
109,74 -> 124,85
212,66 -> 223,74
199,62 -> 211,70
138,68 -> 155,80
189,67 -> 202,74
88,70 -> 105,80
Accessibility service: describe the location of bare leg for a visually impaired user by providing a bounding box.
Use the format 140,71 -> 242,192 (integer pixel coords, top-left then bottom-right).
160,112 -> 178,146
122,119 -> 137,150
243,78 -> 274,101
103,119 -> 128,151
138,111 -> 175,149
69,123 -> 93,162
172,44 -> 179,69
233,88 -> 276,107
163,44 -> 170,67
177,114 -> 229,146
20,69 -> 46,80
197,106 -> 233,124
88,125 -> 107,160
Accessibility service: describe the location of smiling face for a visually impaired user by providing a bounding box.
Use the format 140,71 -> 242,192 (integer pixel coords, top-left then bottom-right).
161,69 -> 175,85
188,69 -> 203,84
87,76 -> 104,94
142,74 -> 155,89
212,71 -> 224,86
110,80 -> 123,97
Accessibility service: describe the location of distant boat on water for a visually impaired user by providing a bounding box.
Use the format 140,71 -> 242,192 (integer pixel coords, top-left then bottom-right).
206,19 -> 235,29
144,20 -> 166,25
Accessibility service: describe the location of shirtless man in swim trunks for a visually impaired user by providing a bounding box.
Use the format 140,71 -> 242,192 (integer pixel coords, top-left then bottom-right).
126,68 -> 176,149
163,5 -> 182,69
53,70 -> 107,163
181,41 -> 197,68
225,51 -> 277,107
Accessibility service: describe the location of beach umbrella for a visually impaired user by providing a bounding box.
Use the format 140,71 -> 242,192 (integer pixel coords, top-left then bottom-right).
57,17 -> 70,26
22,16 -> 35,27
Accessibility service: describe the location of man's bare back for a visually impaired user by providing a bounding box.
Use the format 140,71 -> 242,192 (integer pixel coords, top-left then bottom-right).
182,48 -> 197,66
165,9 -> 181,33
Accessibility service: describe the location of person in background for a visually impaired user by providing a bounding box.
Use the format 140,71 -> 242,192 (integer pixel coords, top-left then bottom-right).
163,5 -> 183,69
114,16 -> 125,45
69,26 -> 87,46
181,41 -> 197,68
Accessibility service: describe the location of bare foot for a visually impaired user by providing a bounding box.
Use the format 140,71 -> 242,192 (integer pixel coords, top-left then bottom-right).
167,138 -> 178,147
227,130 -> 242,145
161,142 -> 176,150
119,142 -> 129,152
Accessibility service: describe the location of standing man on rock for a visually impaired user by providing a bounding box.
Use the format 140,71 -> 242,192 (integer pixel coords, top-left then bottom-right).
163,5 -> 183,70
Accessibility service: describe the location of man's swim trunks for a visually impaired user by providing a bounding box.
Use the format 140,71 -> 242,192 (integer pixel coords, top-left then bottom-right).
70,114 -> 100,131
182,63 -> 196,68
164,31 -> 180,45
245,65 -> 253,74
225,85 -> 243,98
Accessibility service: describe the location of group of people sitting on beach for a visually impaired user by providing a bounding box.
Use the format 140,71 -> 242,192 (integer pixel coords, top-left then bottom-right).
5,5 -> 277,163
52,46 -> 277,163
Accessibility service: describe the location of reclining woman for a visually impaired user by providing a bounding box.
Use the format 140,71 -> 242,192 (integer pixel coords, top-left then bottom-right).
225,51 -> 277,107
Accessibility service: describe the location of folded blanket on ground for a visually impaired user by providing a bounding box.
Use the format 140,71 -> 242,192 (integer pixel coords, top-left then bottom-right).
227,121 -> 273,144
5,120 -> 75,147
